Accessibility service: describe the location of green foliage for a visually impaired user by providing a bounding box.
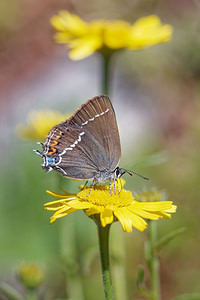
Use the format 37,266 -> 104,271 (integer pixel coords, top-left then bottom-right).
0,282 -> 24,300
153,227 -> 186,253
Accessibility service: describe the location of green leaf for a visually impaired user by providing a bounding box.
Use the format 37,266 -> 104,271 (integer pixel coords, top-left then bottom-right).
172,293 -> 200,300
0,282 -> 24,300
136,265 -> 154,299
153,227 -> 186,253
136,265 -> 145,289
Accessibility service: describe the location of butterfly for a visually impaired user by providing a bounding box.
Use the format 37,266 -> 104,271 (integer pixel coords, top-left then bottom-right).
34,95 -> 149,193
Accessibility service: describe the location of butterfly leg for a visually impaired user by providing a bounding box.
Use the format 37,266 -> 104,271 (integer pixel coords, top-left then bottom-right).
109,177 -> 114,195
119,178 -> 122,193
116,178 -> 119,193
87,178 -> 97,197
81,180 -> 88,192
113,178 -> 117,195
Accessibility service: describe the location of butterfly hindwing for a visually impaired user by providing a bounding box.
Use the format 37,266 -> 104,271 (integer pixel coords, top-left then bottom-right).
41,95 -> 121,181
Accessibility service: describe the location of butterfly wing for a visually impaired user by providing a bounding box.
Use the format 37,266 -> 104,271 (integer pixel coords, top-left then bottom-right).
42,95 -> 121,180
67,95 -> 121,171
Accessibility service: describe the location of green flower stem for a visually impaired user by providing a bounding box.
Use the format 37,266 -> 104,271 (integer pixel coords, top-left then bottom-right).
148,221 -> 161,300
101,52 -> 112,95
97,222 -> 113,300
26,289 -> 37,300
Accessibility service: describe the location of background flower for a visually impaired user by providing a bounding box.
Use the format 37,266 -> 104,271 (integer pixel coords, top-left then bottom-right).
16,110 -> 69,140
18,263 -> 44,290
51,11 -> 173,60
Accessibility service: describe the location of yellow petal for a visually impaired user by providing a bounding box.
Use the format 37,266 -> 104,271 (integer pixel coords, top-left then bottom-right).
68,36 -> 102,60
156,212 -> 171,218
165,205 -> 177,213
133,15 -> 162,31
128,207 -> 161,220
132,201 -> 174,211
45,204 -> 66,211
100,209 -> 114,227
85,207 -> 102,216
126,209 -> 148,231
54,32 -> 74,43
128,15 -> 173,49
46,190 -> 74,199
52,205 -> 74,216
67,199 -> 94,209
104,20 -> 131,49
51,10 -> 88,35
50,207 -> 76,223
114,208 -> 133,232
115,208 -> 148,232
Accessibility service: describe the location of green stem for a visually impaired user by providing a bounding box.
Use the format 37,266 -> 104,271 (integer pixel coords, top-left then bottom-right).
97,223 -> 113,300
102,53 -> 111,95
26,289 -> 37,300
148,221 -> 161,300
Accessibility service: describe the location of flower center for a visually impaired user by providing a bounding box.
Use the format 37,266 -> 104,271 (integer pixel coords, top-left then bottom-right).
77,185 -> 134,208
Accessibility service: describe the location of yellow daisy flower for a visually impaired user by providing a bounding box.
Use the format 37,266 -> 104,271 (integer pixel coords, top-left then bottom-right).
16,110 -> 69,140
44,181 -> 176,232
50,11 -> 173,60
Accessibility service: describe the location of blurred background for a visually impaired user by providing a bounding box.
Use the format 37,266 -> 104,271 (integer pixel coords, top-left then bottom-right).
0,0 -> 200,299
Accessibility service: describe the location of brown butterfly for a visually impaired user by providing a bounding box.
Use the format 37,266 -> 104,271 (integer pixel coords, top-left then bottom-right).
34,95 -> 149,193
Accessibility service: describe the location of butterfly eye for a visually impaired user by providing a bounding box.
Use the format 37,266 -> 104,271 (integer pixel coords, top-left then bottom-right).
115,167 -> 121,178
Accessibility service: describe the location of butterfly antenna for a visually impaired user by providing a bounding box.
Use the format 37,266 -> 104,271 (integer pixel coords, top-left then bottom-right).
120,168 -> 150,181
33,149 -> 43,157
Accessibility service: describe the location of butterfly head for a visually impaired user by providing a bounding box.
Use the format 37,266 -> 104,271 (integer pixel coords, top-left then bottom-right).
33,147 -> 59,173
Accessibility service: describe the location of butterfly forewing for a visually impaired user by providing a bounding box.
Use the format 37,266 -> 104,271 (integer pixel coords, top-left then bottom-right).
66,95 -> 121,171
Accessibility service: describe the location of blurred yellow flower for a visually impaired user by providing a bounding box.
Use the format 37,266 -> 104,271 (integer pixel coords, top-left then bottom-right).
44,181 -> 176,232
127,15 -> 172,49
18,263 -> 44,289
135,190 -> 164,202
51,11 -> 173,60
17,110 -> 68,140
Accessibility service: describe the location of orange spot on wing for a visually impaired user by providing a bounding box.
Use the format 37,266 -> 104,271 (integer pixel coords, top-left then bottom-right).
52,140 -> 59,146
48,147 -> 56,155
